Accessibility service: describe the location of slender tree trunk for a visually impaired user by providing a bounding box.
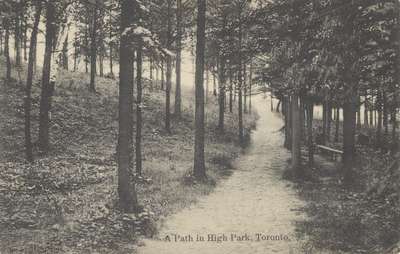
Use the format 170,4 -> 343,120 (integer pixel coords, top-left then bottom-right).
193,0 -> 206,179
327,101 -> 332,142
85,21 -> 89,73
249,61 -> 253,114
15,14 -> 22,67
291,95 -> 302,175
62,33 -> 69,70
149,57 -> 153,87
118,0 -> 139,213
335,107 -> 340,142
4,19 -> 11,83
165,0 -> 173,132
213,65 -> 217,96
205,68 -> 209,103
109,43 -> 114,75
356,97 -> 361,130
322,101 -> 327,144
376,90 -> 383,147
229,68 -> 233,113
300,98 -> 305,140
165,55 -> 172,132
109,12 -> 114,75
0,28 -> 3,55
25,2 -> 42,162
136,41 -> 143,176
174,0 -> 182,117
370,108 -> 374,126
271,95 -> 274,111
383,91 -> 389,136
38,2 -> 56,153
89,7 -> 98,92
243,64 -> 247,113
306,99 -> 314,167
161,60 -> 164,90
238,29 -> 244,144
276,99 -> 281,113
218,56 -> 226,132
284,96 -> 292,149
23,21 -> 27,62
364,94 -> 369,127
73,33 -> 78,71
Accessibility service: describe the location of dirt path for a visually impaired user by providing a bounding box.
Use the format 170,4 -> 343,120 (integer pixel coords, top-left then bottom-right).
137,96 -> 307,254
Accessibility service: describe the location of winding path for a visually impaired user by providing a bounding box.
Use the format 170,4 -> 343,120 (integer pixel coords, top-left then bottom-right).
137,96 -> 307,254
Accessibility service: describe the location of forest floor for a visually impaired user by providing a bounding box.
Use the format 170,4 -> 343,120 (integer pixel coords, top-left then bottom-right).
292,121 -> 400,254
0,61 -> 257,254
136,96 -> 309,254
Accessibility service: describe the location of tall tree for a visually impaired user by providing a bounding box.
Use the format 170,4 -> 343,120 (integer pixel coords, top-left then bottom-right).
25,1 -> 42,162
174,0 -> 182,117
4,17 -> 11,83
193,0 -> 207,179
165,0 -> 173,132
89,5 -> 98,92
136,39 -> 143,176
38,1 -> 56,153
118,0 -> 139,213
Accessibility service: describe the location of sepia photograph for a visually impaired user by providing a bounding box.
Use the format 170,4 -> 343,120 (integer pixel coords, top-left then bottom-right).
0,0 -> 399,253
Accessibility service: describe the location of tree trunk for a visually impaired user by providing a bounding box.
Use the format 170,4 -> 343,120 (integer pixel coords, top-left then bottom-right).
109,12 -> 114,75
326,101 -> 332,142
356,97 -> 361,130
343,97 -> 357,185
364,94 -> 369,127
238,30 -> 244,144
229,68 -> 233,113
276,99 -> 281,113
213,65 -> 217,96
15,14 -> 21,67
322,101 -> 327,145
376,90 -> 383,147
165,55 -> 172,132
193,0 -> 206,180
161,60 -> 165,90
271,95 -> 274,111
89,7 -> 98,92
99,53 -> 104,77
383,91 -> 389,136
306,99 -> 314,167
23,20 -> 27,62
62,33 -> 69,70
243,64 -> 247,114
205,68 -> 209,103
335,107 -> 340,142
136,41 -> 143,176
38,2 -> 56,153
149,57 -> 153,87
249,61 -> 253,114
118,0 -> 139,213
370,108 -> 374,126
174,0 -> 182,117
109,43 -> 114,74
0,28 -> 3,55
218,56 -> 226,132
291,95 -> 302,175
284,96 -> 292,149
25,2 -> 42,162
165,0 -> 172,132
73,33 -> 78,71
4,19 -> 11,83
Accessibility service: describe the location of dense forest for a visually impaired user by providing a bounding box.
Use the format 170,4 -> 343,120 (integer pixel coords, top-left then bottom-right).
0,0 -> 399,253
